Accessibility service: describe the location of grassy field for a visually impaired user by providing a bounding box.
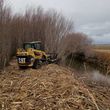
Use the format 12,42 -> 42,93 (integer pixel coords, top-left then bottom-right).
93,44 -> 110,53
94,44 -> 110,50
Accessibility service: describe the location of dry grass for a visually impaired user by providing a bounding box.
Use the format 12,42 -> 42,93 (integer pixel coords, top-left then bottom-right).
0,60 -> 110,110
94,44 -> 110,50
94,50 -> 110,63
94,49 -> 110,53
94,44 -> 110,53
91,48 -> 110,75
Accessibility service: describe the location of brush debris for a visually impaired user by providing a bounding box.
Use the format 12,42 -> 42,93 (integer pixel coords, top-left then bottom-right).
0,63 -> 110,110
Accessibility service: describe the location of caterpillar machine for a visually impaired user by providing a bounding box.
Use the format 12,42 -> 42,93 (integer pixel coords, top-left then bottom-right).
16,41 -> 57,69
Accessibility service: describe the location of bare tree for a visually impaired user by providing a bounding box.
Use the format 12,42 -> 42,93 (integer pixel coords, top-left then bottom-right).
0,1 -> 92,69
58,32 -> 92,63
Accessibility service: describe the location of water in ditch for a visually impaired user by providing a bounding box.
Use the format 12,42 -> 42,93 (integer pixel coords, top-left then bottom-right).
67,59 -> 110,85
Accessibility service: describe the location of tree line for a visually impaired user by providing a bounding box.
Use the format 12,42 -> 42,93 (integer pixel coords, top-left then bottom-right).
0,0 -> 92,69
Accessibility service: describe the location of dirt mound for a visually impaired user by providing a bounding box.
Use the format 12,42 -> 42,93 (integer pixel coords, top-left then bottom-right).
0,64 -> 110,110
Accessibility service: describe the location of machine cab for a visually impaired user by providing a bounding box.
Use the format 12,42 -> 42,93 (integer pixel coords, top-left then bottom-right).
23,41 -> 45,51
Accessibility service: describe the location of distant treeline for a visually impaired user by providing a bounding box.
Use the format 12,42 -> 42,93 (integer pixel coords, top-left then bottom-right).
0,0 -> 92,68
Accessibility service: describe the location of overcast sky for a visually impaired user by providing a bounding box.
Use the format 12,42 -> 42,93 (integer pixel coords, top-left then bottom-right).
7,0 -> 110,44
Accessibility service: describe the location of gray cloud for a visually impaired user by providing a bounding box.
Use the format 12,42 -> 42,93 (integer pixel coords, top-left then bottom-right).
76,22 -> 110,44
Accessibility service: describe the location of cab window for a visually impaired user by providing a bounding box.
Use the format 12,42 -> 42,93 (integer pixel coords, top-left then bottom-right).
24,43 -> 32,50
34,43 -> 41,50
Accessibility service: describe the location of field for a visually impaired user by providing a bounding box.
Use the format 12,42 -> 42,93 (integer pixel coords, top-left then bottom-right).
93,44 -> 110,58
94,44 -> 110,50
93,44 -> 110,53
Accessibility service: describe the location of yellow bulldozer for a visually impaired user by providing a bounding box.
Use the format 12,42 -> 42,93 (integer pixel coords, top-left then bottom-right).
16,41 -> 57,69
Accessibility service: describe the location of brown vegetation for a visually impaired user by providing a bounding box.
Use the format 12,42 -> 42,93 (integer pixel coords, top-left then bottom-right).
95,51 -> 110,74
94,44 -> 110,50
0,60 -> 110,110
0,1 -> 109,109
86,50 -> 110,75
59,33 -> 92,58
0,0 -> 92,69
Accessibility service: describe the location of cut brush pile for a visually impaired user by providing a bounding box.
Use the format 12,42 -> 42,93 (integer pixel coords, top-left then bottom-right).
0,61 -> 110,110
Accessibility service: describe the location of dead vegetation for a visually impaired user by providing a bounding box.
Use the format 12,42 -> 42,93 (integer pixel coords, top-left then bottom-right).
0,60 -> 110,110
0,0 -> 92,69
86,50 -> 110,75
0,0 -> 109,110
94,44 -> 110,50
